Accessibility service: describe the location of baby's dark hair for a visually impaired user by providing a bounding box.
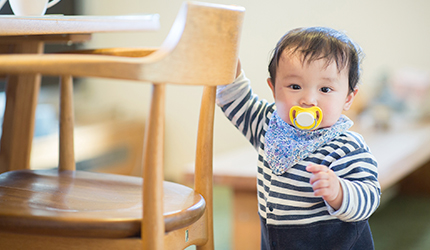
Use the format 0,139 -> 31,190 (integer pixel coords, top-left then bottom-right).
268,27 -> 363,93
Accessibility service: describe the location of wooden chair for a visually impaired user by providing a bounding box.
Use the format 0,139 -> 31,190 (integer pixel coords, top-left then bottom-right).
0,2 -> 244,249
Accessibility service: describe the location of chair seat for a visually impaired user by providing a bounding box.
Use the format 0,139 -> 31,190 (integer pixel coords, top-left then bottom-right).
0,170 -> 205,238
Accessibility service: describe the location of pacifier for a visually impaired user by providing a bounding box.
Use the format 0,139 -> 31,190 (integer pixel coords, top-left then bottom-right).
289,106 -> 323,130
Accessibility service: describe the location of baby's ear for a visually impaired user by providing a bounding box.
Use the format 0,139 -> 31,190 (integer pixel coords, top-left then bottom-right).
267,78 -> 275,98
343,88 -> 358,111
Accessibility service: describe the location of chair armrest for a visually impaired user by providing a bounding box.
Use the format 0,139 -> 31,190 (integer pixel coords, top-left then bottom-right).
60,48 -> 157,58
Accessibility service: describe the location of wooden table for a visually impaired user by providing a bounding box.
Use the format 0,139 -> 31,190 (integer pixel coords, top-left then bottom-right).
204,122 -> 430,250
0,15 -> 159,174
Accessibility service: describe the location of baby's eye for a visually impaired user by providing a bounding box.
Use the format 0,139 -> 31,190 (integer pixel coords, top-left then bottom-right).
288,84 -> 301,90
320,87 -> 332,93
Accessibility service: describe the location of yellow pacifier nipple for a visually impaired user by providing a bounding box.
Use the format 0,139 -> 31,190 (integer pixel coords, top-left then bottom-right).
289,106 -> 323,130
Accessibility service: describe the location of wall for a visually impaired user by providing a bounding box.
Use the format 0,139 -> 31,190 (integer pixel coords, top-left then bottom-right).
75,0 -> 430,180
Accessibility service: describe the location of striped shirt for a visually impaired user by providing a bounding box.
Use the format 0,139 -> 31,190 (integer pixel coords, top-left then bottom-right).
216,71 -> 381,226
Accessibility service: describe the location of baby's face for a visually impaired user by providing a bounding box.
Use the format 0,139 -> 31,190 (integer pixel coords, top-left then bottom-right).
267,50 -> 356,129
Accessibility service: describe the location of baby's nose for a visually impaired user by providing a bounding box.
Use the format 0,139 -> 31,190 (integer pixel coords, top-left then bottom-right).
299,94 -> 317,107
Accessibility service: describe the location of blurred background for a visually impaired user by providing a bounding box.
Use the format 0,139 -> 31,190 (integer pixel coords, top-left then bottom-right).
1,0 -> 430,249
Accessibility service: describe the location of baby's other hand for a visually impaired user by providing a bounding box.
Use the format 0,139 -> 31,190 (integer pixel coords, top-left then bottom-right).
306,163 -> 343,210
236,59 -> 242,78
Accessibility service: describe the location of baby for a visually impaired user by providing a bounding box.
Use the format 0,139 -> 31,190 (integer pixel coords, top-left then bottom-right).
217,27 -> 381,249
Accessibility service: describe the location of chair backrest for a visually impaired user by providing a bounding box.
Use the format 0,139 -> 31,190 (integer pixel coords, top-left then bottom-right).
0,3 -> 243,85
138,2 -> 243,86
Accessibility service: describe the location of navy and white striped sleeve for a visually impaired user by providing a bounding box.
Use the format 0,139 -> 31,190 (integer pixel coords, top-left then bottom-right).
328,132 -> 381,222
216,70 -> 274,149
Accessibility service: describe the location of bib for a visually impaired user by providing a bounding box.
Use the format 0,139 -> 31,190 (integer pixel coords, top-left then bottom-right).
265,111 -> 353,175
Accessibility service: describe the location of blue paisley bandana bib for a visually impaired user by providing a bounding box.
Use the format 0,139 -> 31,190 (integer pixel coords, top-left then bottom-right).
265,110 -> 353,175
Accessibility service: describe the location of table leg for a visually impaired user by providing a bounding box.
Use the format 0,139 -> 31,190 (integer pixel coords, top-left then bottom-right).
0,41 -> 43,173
233,189 -> 260,250
399,159 -> 430,195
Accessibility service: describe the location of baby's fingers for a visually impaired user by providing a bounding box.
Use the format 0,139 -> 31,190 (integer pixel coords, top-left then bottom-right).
309,171 -> 329,185
310,179 -> 329,191
306,163 -> 329,174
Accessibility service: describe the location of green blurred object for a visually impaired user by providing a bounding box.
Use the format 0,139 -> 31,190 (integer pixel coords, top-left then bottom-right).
370,195 -> 430,250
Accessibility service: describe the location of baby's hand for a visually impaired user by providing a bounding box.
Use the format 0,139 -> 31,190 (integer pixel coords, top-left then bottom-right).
306,163 -> 343,210
236,59 -> 242,78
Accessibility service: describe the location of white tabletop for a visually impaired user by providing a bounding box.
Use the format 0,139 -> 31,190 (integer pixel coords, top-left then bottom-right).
0,14 -> 160,36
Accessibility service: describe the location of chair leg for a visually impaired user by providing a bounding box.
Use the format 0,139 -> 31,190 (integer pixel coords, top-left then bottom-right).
142,83 -> 166,250
194,86 -> 216,250
59,75 -> 76,171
